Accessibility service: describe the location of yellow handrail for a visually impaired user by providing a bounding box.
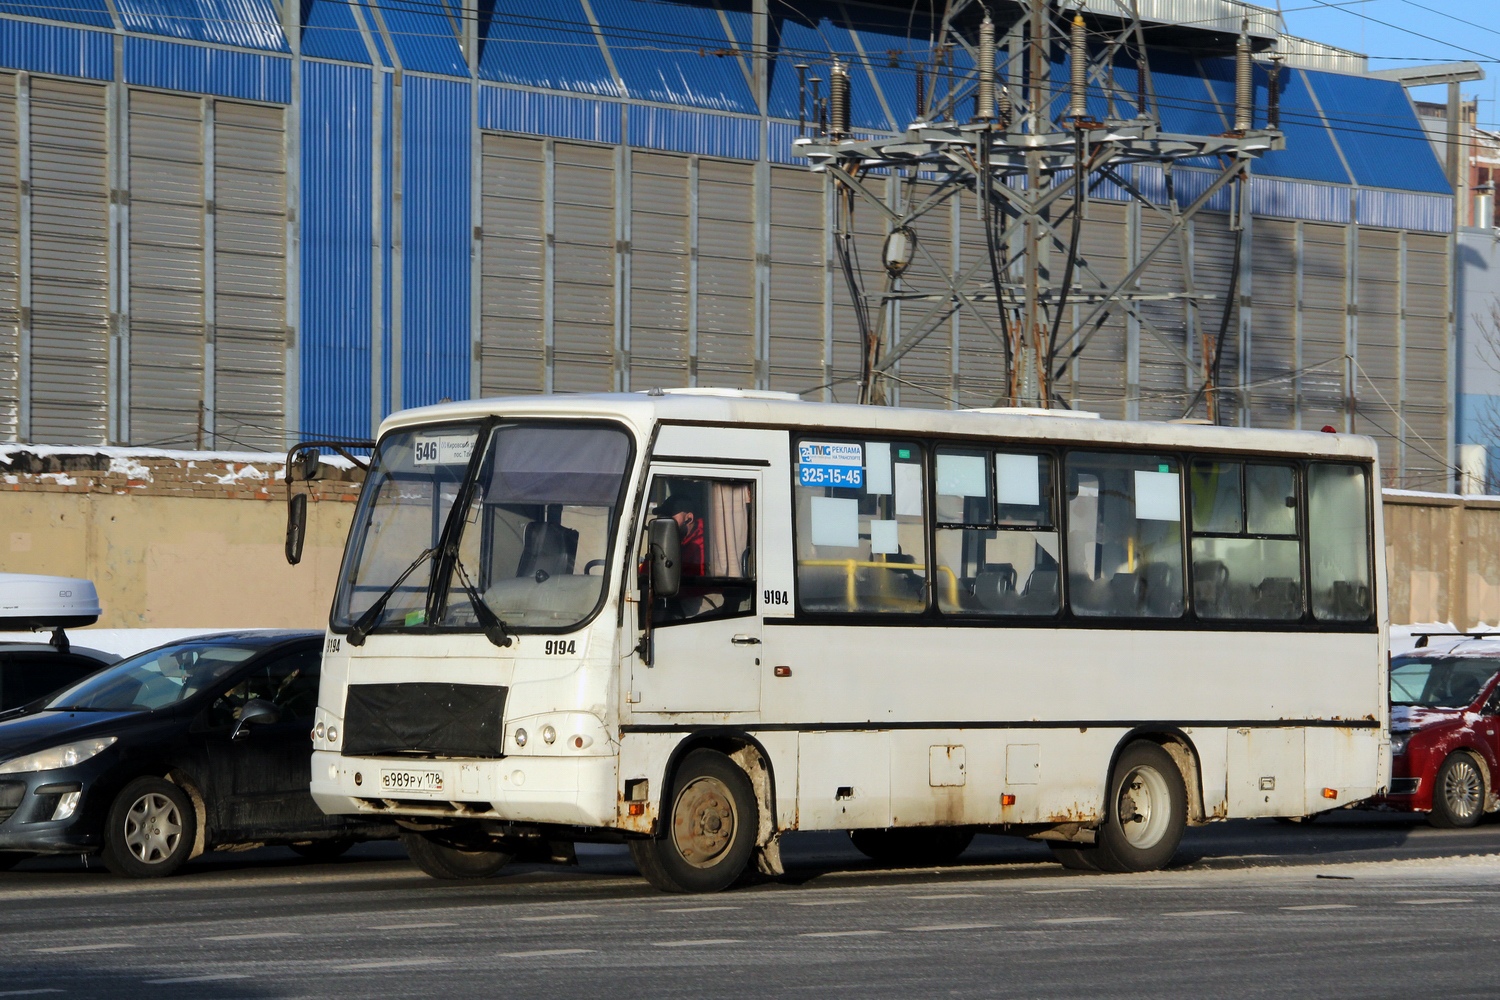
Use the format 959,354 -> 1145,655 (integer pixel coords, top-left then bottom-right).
798,558 -> 960,608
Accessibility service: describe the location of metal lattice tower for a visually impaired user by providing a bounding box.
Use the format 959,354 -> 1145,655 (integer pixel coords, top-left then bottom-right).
795,0 -> 1284,417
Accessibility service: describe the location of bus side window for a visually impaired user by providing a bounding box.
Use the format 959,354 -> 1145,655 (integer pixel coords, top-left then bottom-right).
933,449 -> 1059,616
1189,461 -> 1303,620
642,476 -> 755,626
1308,463 -> 1373,622
1065,452 -> 1184,619
793,439 -> 927,614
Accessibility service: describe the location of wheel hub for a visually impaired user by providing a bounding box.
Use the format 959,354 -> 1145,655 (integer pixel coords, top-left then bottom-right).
123,792 -> 183,865
1116,765 -> 1170,850
671,776 -> 737,869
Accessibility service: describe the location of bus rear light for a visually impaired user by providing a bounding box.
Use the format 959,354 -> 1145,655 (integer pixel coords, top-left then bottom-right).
1322,787 -> 1338,799
628,802 -> 645,816
774,666 -> 792,677
1001,794 -> 1016,806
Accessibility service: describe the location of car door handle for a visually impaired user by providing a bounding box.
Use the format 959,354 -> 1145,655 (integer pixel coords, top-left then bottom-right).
731,634 -> 761,646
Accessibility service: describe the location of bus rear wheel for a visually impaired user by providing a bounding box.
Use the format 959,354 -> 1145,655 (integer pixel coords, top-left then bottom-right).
1092,741 -> 1187,873
630,749 -> 757,893
849,828 -> 974,867
400,831 -> 512,879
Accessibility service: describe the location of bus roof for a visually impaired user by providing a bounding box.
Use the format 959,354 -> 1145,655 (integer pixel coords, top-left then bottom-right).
379,390 -> 1382,462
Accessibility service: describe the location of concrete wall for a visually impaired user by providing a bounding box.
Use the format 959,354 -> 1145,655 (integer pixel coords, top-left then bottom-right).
1384,490 -> 1500,629
0,448 -> 358,628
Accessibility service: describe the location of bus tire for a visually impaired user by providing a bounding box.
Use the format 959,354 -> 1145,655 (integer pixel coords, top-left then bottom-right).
400,831 -> 512,879
1093,741 -> 1187,873
849,828 -> 974,867
1047,843 -> 1102,871
629,749 -> 758,893
1429,752 -> 1485,829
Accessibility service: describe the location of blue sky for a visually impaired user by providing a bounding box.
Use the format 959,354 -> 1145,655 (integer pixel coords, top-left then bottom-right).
1281,0 -> 1500,120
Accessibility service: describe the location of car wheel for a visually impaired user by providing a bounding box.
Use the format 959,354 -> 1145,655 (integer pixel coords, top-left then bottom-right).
289,839 -> 356,862
629,749 -> 758,893
400,831 -> 512,879
849,828 -> 974,866
0,852 -> 32,872
101,777 -> 196,878
1091,741 -> 1187,873
1429,753 -> 1485,829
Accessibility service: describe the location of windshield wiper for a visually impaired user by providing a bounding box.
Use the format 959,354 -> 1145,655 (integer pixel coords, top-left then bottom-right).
451,553 -> 513,648
347,546 -> 438,646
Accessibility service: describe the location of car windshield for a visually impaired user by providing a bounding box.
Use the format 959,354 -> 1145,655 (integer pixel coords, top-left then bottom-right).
44,642 -> 261,712
334,421 -> 633,633
1390,656 -> 1500,709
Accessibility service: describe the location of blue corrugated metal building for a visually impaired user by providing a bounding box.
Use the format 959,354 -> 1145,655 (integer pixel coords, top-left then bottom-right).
0,0 -> 1462,486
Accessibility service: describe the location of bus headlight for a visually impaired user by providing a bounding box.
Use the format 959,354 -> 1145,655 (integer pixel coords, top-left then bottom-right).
514,728 -> 528,748
541,725 -> 556,745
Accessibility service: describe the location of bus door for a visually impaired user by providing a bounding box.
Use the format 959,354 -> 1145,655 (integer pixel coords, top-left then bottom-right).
632,465 -> 761,713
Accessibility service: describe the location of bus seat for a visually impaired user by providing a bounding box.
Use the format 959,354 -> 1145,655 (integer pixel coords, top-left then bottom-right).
1019,567 -> 1059,613
1255,577 -> 1301,618
517,521 -> 579,579
1143,563 -> 1182,616
1192,560 -> 1229,608
1107,572 -> 1144,614
972,564 -> 1017,611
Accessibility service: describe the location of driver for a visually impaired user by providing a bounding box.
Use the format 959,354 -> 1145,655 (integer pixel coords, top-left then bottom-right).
655,492 -> 706,578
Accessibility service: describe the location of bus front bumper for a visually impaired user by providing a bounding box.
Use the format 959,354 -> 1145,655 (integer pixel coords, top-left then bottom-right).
309,750 -> 618,829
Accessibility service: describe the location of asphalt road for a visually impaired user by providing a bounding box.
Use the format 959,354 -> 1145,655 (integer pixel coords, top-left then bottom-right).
4,813 -> 1500,999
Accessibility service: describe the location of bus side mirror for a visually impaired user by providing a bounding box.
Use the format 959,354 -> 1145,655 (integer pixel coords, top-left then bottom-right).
648,517 -> 681,598
285,493 -> 308,566
287,448 -> 320,483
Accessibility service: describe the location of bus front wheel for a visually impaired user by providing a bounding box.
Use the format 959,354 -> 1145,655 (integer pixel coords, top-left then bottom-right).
1094,741 -> 1187,872
400,830 -> 512,879
630,749 -> 758,893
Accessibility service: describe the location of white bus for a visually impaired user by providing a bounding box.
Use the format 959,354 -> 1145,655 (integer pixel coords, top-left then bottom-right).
307,389 -> 1388,891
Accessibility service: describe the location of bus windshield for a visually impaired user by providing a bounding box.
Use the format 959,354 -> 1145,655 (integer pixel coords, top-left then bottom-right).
333,421 -> 633,634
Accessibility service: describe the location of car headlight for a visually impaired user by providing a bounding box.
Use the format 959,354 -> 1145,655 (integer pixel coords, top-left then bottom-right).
0,737 -> 117,775
1391,733 -> 1410,756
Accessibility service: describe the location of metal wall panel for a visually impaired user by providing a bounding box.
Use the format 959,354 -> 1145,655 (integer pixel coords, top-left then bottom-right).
0,0 -> 113,29
301,0 -> 372,64
128,90 -> 205,448
1190,213 -> 1241,422
115,0 -> 287,51
371,0 -> 467,76
213,99 -> 285,450
1355,188 -> 1453,235
1249,175 -> 1350,225
1068,202 -> 1130,417
627,107 -> 758,161
890,178 -> 954,410
590,0 -> 755,113
1403,231 -> 1449,486
551,140 -> 615,392
479,134 -> 545,395
1309,71 -> 1450,196
0,19 -> 112,80
28,78 -> 110,443
695,157 -> 753,387
300,60 -> 372,439
628,150 -> 690,386
1298,221 -> 1348,435
0,73 -> 16,440
1135,213 -> 1191,421
476,0 -> 621,97
401,76 -> 469,408
767,165 -> 823,396
479,86 -> 620,146
1247,217 -> 1297,428
124,37 -> 293,105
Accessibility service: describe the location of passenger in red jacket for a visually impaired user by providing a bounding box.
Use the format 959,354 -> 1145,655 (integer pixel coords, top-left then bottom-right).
656,492 -> 706,578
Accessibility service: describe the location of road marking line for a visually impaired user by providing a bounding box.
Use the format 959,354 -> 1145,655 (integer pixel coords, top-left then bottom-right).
1281,904 -> 1355,911
652,938 -> 743,948
1398,898 -> 1472,906
910,893 -> 983,900
202,932 -> 296,942
1036,916 -> 1122,926
33,943 -> 130,954
798,930 -> 890,938
903,923 -> 999,933
1164,910 -> 1243,917
659,906 -> 741,913
142,975 -> 251,985
499,949 -> 594,958
789,900 -> 856,906
333,958 -> 445,971
515,914 -> 598,922
1025,888 -> 1094,894
0,990 -> 65,996
367,922 -> 460,931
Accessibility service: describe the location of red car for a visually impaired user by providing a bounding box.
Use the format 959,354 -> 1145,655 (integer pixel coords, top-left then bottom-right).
1382,637 -> 1500,827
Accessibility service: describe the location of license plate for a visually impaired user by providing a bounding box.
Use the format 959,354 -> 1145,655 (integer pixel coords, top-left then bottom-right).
380,769 -> 444,792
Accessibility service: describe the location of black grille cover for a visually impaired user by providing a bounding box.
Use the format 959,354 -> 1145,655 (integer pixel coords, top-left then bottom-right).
0,780 -> 24,825
343,683 -> 507,758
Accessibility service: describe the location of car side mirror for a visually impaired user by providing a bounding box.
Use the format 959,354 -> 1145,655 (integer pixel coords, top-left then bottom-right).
285,493 -> 308,566
648,517 -> 681,598
231,698 -> 281,741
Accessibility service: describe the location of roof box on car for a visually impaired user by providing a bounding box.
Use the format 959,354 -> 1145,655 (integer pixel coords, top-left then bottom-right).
0,573 -> 102,629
